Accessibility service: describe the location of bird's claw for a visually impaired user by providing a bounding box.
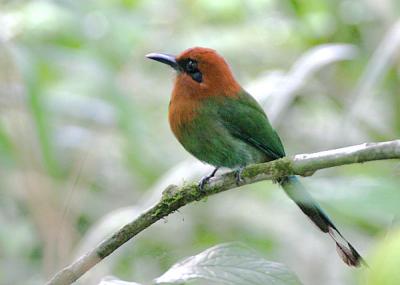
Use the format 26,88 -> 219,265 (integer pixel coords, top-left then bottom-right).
234,167 -> 244,185
198,176 -> 210,191
198,167 -> 219,192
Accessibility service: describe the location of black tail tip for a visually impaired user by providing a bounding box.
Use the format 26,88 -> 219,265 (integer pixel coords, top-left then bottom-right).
335,242 -> 367,267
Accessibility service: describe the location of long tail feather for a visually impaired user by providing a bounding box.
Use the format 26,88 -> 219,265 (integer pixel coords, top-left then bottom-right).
279,175 -> 364,267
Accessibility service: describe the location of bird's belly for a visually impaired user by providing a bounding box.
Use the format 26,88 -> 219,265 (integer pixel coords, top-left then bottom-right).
177,120 -> 267,169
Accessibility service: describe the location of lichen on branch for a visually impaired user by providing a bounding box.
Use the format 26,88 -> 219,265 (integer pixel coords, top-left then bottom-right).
46,140 -> 400,285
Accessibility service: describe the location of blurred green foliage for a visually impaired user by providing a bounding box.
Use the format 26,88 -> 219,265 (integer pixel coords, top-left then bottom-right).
0,0 -> 399,284
362,229 -> 400,285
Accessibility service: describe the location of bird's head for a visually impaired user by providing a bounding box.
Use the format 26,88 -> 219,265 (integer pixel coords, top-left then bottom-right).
146,47 -> 241,98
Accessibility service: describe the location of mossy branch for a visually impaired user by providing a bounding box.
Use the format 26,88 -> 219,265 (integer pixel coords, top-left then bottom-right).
47,140 -> 400,285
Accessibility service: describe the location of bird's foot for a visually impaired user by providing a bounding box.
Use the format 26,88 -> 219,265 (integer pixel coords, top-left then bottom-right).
234,166 -> 245,186
198,176 -> 210,191
198,167 -> 219,191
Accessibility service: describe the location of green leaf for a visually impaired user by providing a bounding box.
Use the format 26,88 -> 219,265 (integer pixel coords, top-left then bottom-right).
363,229 -> 400,285
155,242 -> 302,285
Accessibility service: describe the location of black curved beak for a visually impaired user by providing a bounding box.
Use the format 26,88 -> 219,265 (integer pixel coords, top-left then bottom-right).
146,53 -> 179,70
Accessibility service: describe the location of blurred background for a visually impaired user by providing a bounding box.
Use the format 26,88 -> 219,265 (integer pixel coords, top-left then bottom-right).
0,0 -> 399,284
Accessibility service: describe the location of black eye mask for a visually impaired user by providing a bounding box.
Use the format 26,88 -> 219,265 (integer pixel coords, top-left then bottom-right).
179,59 -> 203,83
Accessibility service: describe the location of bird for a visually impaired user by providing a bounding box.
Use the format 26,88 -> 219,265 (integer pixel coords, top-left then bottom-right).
146,47 -> 364,267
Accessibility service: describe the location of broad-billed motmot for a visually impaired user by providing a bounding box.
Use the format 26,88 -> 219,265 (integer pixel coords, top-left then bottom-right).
146,47 -> 363,266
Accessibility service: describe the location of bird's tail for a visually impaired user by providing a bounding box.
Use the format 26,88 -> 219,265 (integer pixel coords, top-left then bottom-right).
279,175 -> 364,267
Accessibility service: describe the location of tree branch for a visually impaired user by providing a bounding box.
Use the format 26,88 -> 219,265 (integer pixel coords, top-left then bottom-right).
46,140 -> 400,285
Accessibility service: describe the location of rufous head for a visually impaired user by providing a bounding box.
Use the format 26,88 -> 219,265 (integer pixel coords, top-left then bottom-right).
146,47 -> 241,98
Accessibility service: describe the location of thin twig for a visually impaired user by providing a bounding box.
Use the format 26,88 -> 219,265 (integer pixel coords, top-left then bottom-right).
47,140 -> 400,285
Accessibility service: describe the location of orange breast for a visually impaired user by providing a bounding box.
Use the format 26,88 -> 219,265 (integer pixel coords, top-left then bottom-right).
168,91 -> 200,141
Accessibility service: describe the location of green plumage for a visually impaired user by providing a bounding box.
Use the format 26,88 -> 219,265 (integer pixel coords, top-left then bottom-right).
147,47 -> 363,266
176,89 -> 363,266
177,90 -> 284,167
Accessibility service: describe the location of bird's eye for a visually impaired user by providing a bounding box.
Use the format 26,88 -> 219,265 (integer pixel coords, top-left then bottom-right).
191,71 -> 202,83
180,59 -> 202,83
186,60 -> 197,73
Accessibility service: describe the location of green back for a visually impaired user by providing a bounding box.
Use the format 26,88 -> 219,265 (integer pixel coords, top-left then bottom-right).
216,90 -> 286,159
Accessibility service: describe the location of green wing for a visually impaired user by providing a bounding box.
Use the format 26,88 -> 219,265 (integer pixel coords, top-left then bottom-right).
217,90 -> 285,159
